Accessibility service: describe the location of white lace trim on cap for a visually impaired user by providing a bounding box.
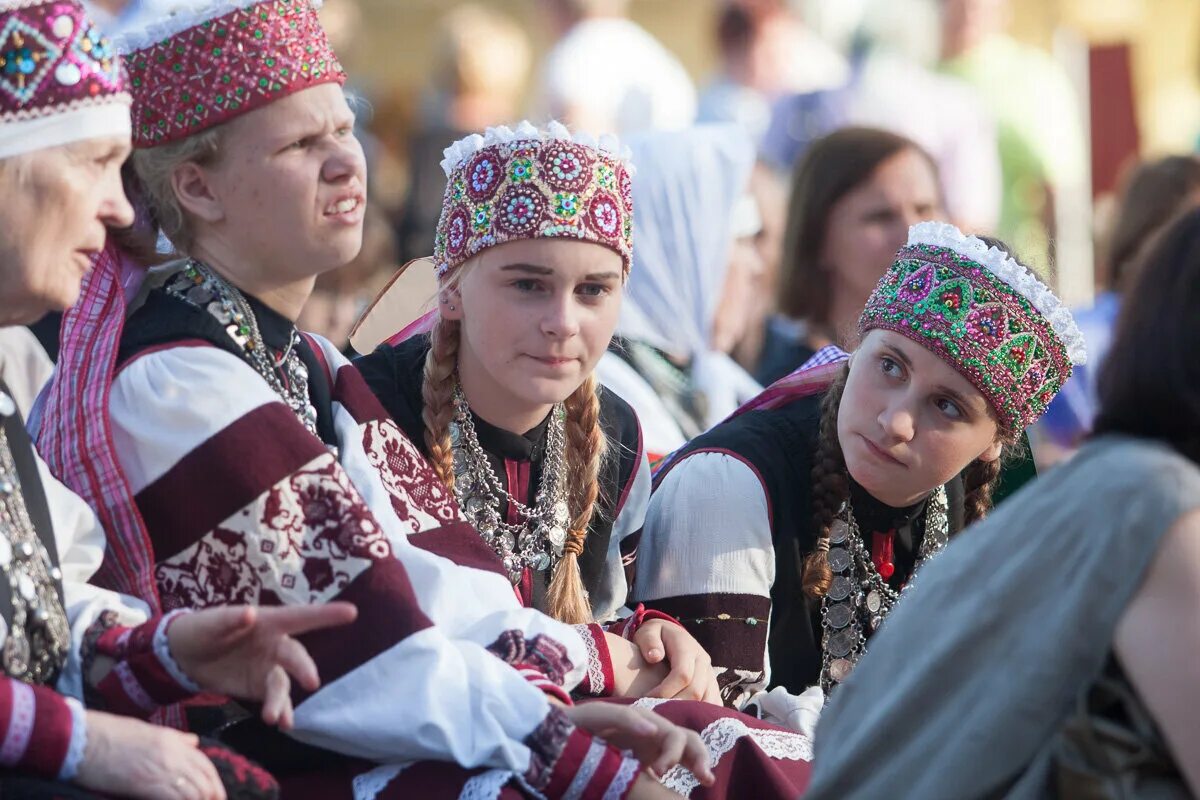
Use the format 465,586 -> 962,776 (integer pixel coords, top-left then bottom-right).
906,221 -> 1087,365
439,119 -> 636,179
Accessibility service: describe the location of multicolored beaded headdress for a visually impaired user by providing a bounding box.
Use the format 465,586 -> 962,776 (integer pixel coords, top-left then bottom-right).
434,120 -> 635,280
114,0 -> 344,148
859,221 -> 1086,430
0,0 -> 129,159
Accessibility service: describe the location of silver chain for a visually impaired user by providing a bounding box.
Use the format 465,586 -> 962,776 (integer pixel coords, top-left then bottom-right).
450,384 -> 571,584
819,484 -> 949,693
0,392 -> 70,684
167,261 -> 319,437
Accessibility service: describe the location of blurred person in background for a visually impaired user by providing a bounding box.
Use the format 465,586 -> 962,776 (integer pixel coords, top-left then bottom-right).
1036,154 -> 1200,461
759,0 -> 1000,235
938,0 -> 1087,273
697,0 -> 847,144
596,125 -> 766,464
397,3 -> 531,262
756,127 -> 945,385
535,0 -> 696,135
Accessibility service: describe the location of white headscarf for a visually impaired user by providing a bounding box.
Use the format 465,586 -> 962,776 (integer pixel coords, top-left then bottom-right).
619,124 -> 762,427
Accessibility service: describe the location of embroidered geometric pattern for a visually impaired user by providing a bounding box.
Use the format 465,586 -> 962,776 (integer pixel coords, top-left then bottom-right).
860,235 -> 1078,430
360,419 -> 462,533
0,1 -> 126,122
155,451 -> 390,609
434,121 -> 634,279
120,0 -> 343,146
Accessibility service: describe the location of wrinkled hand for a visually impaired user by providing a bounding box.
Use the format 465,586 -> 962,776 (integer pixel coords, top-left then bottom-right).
76,710 -> 225,800
168,602 -> 357,730
562,702 -> 714,786
634,620 -> 722,705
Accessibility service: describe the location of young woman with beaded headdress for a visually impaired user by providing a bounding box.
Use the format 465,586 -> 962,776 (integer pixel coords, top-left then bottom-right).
634,222 -> 1086,726
34,3 -> 744,798
356,120 -> 726,702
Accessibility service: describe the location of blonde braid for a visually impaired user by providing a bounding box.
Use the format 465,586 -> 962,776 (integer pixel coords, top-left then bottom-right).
545,373 -> 606,624
422,316 -> 461,489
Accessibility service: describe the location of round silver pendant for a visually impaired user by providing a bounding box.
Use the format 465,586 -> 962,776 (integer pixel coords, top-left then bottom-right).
827,547 -> 851,572
870,614 -> 884,631
829,658 -> 854,683
828,519 -> 849,544
827,575 -> 853,602
826,629 -> 854,658
0,392 -> 15,418
825,603 -> 852,629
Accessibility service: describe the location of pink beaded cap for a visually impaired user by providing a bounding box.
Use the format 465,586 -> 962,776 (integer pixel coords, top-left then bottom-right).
118,0 -> 344,148
434,121 -> 634,280
859,222 -> 1086,431
0,1 -> 126,125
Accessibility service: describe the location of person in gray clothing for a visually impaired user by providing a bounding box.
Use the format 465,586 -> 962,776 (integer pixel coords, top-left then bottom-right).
807,206 -> 1200,798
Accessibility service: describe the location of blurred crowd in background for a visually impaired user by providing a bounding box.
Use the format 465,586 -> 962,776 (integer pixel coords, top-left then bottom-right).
80,0 -> 1200,463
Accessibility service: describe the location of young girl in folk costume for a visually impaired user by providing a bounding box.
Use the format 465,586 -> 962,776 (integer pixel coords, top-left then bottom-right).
35,4 -> 728,798
635,222 -> 1086,720
357,121 -> 724,702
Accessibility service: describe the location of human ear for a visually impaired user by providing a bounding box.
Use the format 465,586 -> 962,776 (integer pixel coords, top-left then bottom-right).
977,438 -> 1003,463
439,287 -> 463,321
171,162 -> 224,224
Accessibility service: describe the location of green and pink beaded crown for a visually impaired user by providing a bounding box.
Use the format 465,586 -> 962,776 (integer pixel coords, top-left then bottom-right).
859,222 -> 1087,430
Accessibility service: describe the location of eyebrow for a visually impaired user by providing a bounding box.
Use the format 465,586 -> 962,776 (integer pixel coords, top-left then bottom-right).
497,264 -> 622,282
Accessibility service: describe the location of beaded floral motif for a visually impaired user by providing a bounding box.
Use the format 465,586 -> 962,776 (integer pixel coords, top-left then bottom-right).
0,2 -> 126,121
434,122 -> 634,278
860,242 -> 1076,429
121,0 -> 344,147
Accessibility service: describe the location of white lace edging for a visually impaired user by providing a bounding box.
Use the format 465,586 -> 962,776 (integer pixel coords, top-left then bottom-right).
439,119 -> 635,179
458,768 -> 513,800
352,763 -> 407,800
574,623 -> 607,694
57,697 -> 88,782
659,717 -> 813,798
155,609 -> 202,692
113,0 -> 324,54
907,221 -> 1087,365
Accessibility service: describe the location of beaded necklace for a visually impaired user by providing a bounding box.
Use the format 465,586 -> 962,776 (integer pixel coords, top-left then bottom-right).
166,260 -> 319,437
0,391 -> 70,684
450,384 -> 571,584
819,484 -> 949,693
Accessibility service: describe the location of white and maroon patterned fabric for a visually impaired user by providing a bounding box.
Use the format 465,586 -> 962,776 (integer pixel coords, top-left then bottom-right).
104,336 -> 641,798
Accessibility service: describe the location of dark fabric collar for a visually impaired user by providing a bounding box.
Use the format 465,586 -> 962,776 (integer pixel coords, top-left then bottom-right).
470,408 -> 551,464
244,293 -> 295,353
848,477 -> 928,534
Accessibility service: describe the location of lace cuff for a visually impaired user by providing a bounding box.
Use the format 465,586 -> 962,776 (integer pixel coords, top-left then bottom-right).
572,623 -> 614,697
606,603 -> 682,641
522,706 -> 640,800
57,697 -> 88,781
90,610 -> 199,716
0,678 -> 76,779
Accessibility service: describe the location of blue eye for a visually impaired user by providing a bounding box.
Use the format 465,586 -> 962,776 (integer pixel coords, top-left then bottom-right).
512,279 -> 543,293
577,283 -> 609,298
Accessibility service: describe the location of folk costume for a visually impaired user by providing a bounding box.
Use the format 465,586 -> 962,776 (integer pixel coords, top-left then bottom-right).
35,5 -> 657,798
593,125 -> 763,465
636,222 -> 1086,714
0,3 -> 267,793
355,122 -> 816,797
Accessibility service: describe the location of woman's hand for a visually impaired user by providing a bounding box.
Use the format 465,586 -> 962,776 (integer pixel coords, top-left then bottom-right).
75,711 -> 225,800
561,702 -> 714,786
632,620 -> 723,705
168,602 -> 357,729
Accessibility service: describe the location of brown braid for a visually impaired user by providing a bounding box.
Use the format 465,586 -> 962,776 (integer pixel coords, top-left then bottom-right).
545,373 -> 607,624
803,365 -> 850,598
961,457 -> 1002,524
421,316 -> 461,490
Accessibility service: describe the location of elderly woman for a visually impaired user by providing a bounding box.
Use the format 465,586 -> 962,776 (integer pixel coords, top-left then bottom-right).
0,3 -> 357,799
37,1 -> 719,798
